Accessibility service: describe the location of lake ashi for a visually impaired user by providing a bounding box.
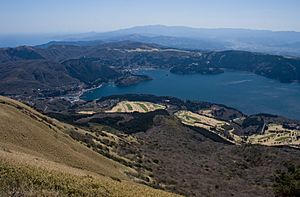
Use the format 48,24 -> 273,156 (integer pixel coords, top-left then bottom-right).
81,69 -> 300,120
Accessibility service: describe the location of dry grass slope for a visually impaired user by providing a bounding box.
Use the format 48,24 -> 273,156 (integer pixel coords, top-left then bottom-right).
0,96 -> 179,197
0,159 -> 177,197
0,96 -> 126,179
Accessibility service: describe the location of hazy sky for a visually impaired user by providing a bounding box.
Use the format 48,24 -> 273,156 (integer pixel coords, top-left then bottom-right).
1,0 -> 300,34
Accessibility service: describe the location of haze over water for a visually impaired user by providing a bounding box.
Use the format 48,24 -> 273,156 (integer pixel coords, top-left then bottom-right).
81,69 -> 300,120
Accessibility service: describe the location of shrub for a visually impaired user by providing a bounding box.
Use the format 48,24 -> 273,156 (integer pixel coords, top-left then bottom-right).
273,162 -> 300,197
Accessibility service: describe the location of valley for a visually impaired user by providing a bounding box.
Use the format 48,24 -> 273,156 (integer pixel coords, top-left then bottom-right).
23,94 -> 300,196
1,41 -> 300,101
1,40 -> 300,196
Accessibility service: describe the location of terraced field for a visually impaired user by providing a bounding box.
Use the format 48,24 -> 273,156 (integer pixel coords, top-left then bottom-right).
248,124 -> 300,146
175,110 -> 300,147
175,110 -> 242,144
107,101 -> 166,113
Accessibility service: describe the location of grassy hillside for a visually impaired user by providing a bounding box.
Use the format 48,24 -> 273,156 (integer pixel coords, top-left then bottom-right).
0,159 -> 177,197
0,96 -> 179,196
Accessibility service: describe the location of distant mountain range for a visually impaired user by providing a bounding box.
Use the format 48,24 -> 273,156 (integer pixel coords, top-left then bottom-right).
2,25 -> 300,56
61,25 -> 300,56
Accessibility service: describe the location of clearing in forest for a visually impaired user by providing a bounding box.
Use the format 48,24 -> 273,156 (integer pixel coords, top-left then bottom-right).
107,101 -> 166,113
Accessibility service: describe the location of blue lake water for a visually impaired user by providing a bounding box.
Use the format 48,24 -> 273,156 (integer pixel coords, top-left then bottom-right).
81,69 -> 300,120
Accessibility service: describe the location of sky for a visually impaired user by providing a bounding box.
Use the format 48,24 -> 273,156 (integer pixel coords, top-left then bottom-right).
0,0 -> 300,34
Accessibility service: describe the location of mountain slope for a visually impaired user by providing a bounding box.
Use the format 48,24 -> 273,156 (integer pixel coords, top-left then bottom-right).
62,57 -> 121,84
0,95 -> 128,179
0,46 -> 44,63
0,46 -> 124,96
0,159 -> 176,197
0,96 -> 178,196
0,60 -> 81,95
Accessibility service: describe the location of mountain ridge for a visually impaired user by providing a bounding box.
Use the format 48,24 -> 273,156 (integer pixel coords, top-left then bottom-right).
2,25 -> 300,56
59,25 -> 300,56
